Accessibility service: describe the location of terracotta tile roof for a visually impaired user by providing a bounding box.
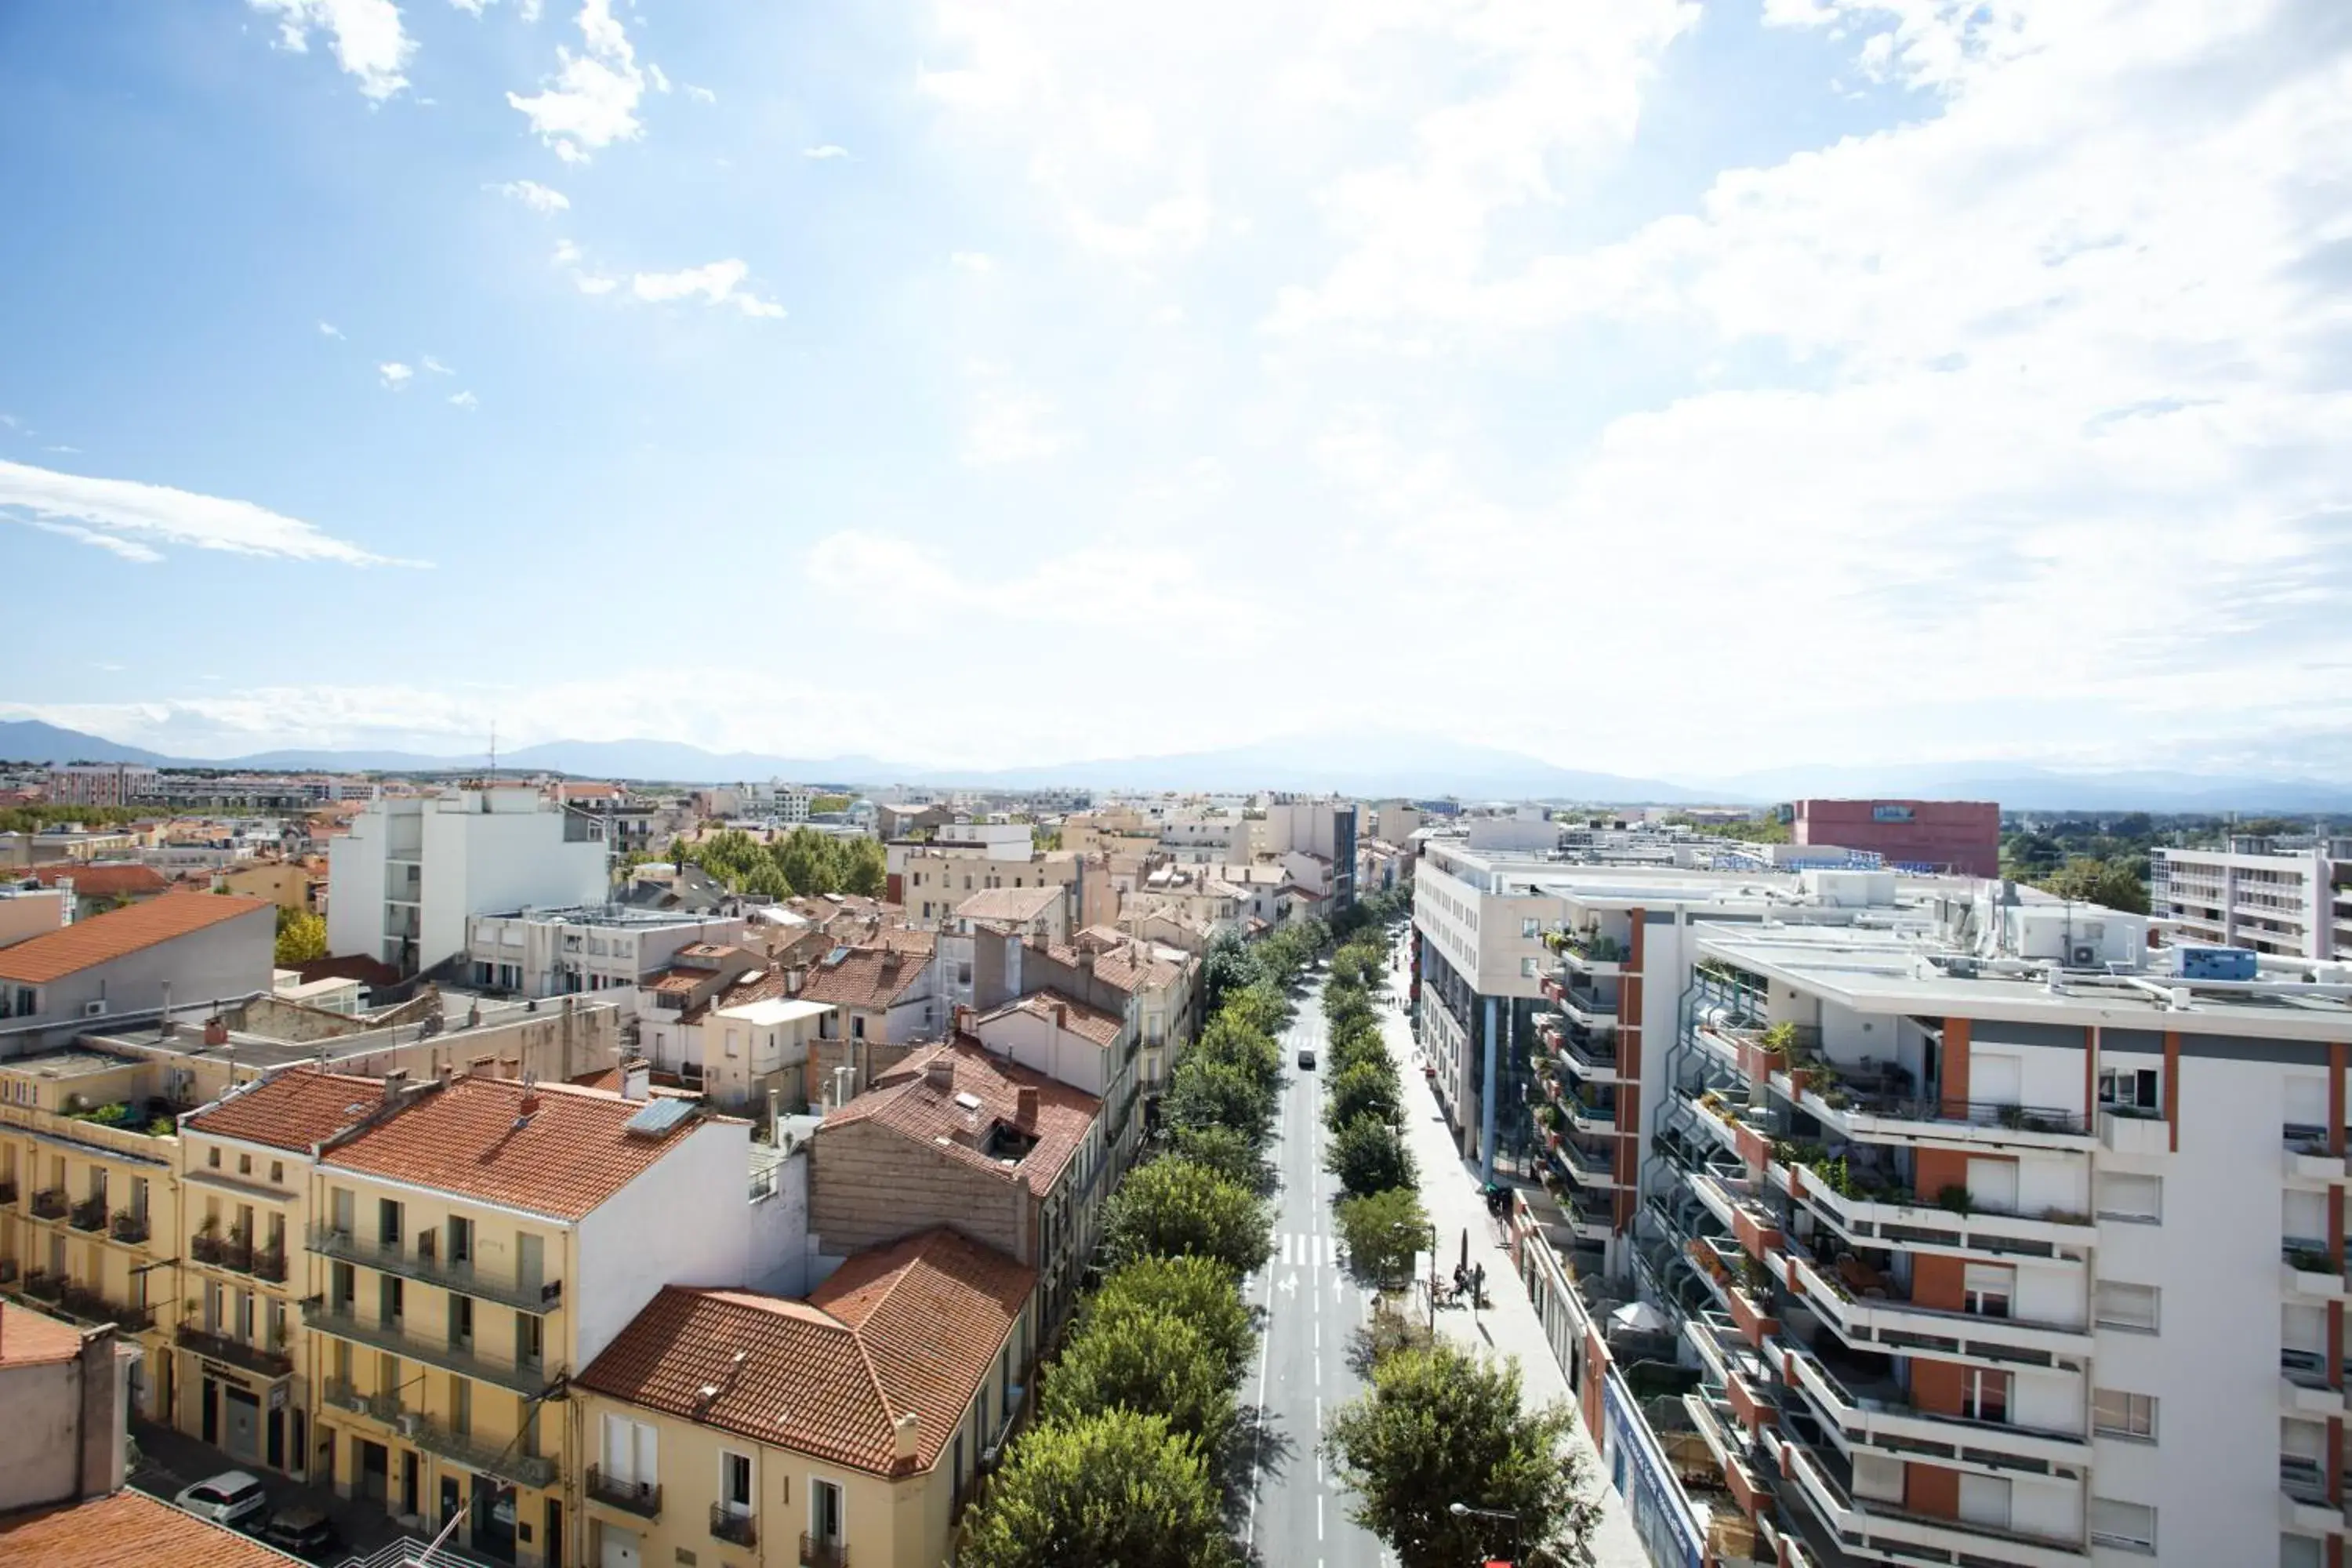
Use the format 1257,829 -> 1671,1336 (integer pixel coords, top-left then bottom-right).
649,967 -> 706,994
186,1069 -> 387,1153
0,893 -> 270,985
0,1301 -> 83,1369
953,885 -> 1062,924
322,1075 -> 705,1221
1087,942 -> 1187,996
678,942 -> 746,960
975,989 -> 1123,1049
576,1229 -> 1031,1479
0,1487 -> 289,1566
26,863 -> 169,899
798,947 -> 927,1011
832,1038 -> 1098,1191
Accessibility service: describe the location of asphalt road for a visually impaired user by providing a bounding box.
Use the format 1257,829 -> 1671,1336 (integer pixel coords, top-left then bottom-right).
1241,972 -> 1392,1568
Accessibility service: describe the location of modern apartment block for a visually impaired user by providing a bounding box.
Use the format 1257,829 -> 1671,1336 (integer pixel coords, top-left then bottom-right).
463,906 -> 747,997
327,789 -> 611,976
1262,797 -> 1359,908
1512,883 -> 2352,1568
1791,800 -> 2001,878
2154,836 -> 2352,960
45,763 -> 160,808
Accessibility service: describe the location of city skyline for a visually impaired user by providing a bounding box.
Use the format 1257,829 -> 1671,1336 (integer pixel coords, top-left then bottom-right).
3,2 -> 2348,779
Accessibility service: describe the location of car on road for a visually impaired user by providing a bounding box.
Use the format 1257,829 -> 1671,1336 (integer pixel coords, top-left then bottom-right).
1297,1047 -> 1316,1069
260,1505 -> 343,1561
173,1471 -> 268,1530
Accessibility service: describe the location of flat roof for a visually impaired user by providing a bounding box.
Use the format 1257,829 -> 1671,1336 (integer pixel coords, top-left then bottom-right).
715,996 -> 831,1025
1693,921 -> 2352,1040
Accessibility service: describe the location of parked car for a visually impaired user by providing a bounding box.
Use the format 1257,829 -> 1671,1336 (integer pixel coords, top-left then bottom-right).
260,1505 -> 343,1561
173,1471 -> 268,1530
1297,1047 -> 1316,1070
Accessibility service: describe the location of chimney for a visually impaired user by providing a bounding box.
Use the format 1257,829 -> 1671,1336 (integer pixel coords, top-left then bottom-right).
159,981 -> 174,1039
621,1057 -> 651,1102
786,967 -> 804,996
1016,1086 -> 1038,1126
1052,1002 -> 1067,1032
954,1004 -> 972,1036
891,1411 -> 921,1465
924,1057 -> 955,1094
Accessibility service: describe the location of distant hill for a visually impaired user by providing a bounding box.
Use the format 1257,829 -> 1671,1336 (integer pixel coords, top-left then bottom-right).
5,717 -> 2347,809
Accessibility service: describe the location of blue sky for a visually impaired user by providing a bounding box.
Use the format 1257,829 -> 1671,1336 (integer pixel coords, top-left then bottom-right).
4,0 -> 2349,776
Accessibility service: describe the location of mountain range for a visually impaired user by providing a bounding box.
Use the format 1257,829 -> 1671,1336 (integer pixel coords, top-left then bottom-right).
3,718 -> 2347,811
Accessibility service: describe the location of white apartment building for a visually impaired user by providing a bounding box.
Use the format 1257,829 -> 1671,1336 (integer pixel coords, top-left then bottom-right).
46,763 -> 160,808
1159,815 -> 1248,866
1511,884 -> 2352,1568
2153,837 -> 2352,960
463,907 -> 746,997
1262,798 -> 1359,907
326,790 -> 610,976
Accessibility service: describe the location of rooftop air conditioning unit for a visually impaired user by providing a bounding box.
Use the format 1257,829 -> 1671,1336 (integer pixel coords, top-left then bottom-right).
2071,944 -> 2097,968
344,1392 -> 368,1414
82,1000 -> 107,1018
397,1413 -> 421,1437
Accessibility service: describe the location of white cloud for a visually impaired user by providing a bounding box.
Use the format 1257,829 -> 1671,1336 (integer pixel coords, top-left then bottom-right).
18,519 -> 165,564
507,0 -> 645,163
249,0 -> 415,101
685,83 -> 717,103
448,390 -> 479,410
488,179 -> 571,213
630,260 -> 786,318
802,144 -> 851,160
448,0 -> 487,14
317,321 -> 344,339
43,445 -> 80,455
0,415 -> 18,431
421,355 -> 453,376
519,0 -> 541,18
949,251 -> 993,272
378,361 -> 413,387
647,61 -> 671,93
551,238 -> 583,266
575,273 -> 618,295
0,459 -> 419,566
960,379 -> 1069,466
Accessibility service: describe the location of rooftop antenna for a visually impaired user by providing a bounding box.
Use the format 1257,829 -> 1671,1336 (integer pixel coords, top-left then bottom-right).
488,721 -> 498,785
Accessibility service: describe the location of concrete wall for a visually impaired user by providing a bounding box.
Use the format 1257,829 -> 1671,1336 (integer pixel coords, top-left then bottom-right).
0,1352 -> 82,1511
26,904 -> 275,1028
808,1121 -> 1026,1264
746,1149 -> 811,1296
575,1116 -> 755,1368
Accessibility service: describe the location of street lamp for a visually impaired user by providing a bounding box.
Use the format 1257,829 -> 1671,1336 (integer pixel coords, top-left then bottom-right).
1449,1500 -> 1522,1565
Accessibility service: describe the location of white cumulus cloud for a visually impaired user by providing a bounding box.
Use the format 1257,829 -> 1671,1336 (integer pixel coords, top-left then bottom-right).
488,179 -> 571,213
507,0 -> 646,163
802,143 -> 850,160
949,251 -> 993,272
0,459 -> 419,566
249,0 -> 415,101
317,321 -> 344,339
630,260 -> 786,318
421,356 -> 453,376
378,361 -> 413,388
685,84 -> 717,103
448,390 -> 479,410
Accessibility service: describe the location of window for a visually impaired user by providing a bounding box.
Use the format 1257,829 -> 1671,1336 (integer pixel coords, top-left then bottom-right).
2097,1172 -> 2162,1223
2092,1388 -> 2157,1440
810,1478 -> 844,1544
379,1197 -> 403,1247
1962,1368 -> 2009,1423
2100,1065 -> 2161,1113
720,1451 -> 753,1514
379,1274 -> 404,1327
2090,1497 -> 2157,1552
448,1215 -> 472,1263
1963,1262 -> 2014,1319
448,1294 -> 474,1348
958,963 -> 972,985
208,1147 -> 221,1169
851,1014 -> 866,1040
1520,917 -> 1540,938
269,1161 -> 282,1184
2095,1280 -> 2159,1332
1520,956 -> 1539,978
238,1152 -> 252,1175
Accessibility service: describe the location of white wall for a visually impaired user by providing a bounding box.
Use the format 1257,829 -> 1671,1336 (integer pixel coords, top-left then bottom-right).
975,1008 -> 1109,1097
746,1149 -> 811,1297
0,1359 -> 80,1512
574,1116 -> 753,1367
325,815 -> 389,961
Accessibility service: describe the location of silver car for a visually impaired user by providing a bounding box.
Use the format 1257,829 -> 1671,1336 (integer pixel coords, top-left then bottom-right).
174,1470 -> 269,1530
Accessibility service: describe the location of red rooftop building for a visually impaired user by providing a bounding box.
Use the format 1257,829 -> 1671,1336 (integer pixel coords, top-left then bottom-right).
1790,798 -> 2001,877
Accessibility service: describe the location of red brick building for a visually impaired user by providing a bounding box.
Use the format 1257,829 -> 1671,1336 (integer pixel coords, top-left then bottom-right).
1790,798 -> 2000,877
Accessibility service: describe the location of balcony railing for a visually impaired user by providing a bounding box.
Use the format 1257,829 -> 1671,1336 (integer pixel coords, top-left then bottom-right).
309,1228 -> 562,1315
321,1380 -> 403,1425
401,1411 -> 558,1491
109,1210 -> 149,1244
70,1196 -> 109,1232
177,1324 -> 294,1379
191,1232 -> 256,1272
710,1506 -> 757,1548
585,1467 -> 662,1519
301,1302 -> 552,1394
0,1179 -> 15,1205
799,1533 -> 847,1568
31,1188 -> 69,1221
252,1247 -> 289,1283
1538,1014 -> 1618,1074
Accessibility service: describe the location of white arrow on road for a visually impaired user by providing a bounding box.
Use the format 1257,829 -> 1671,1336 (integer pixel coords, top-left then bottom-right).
1279,1272 -> 1299,1295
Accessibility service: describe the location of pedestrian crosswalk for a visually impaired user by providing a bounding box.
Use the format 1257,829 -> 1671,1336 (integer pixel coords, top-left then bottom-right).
1278,1232 -> 1342,1267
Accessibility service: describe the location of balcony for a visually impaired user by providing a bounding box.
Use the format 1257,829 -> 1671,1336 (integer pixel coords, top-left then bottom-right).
1544,927 -> 1628,974
585,1467 -> 662,1519
0,1179 -> 14,1206
710,1506 -> 757,1548
191,1232 -> 256,1273
30,1188 -> 68,1221
178,1323 -> 294,1379
1559,982 -> 1618,1029
321,1380 -> 403,1426
310,1228 -> 563,1316
2096,1104 -> 2169,1156
301,1303 -> 554,1394
402,1412 -> 558,1492
17,1273 -> 154,1333
2285,1124 -> 2351,1185
1781,1337 -> 2091,1468
2282,1241 -> 2350,1301
1529,1178 -> 1613,1245
800,1534 -> 847,1568
1777,1429 -> 2087,1568
2281,1349 -> 2339,1417
109,1210 -> 149,1244
1549,1132 -> 1623,1189
252,1247 -> 289,1283
1766,1146 -> 2094,1258
1784,1240 -> 2092,1363
70,1196 -> 109,1232
1537,1013 -> 1620,1083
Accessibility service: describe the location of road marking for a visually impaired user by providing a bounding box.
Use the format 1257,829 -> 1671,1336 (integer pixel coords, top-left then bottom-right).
1245,1255 -> 1275,1546
1317,1493 -> 1325,1541
1315,1357 -> 1322,1386
1314,1320 -> 1319,1348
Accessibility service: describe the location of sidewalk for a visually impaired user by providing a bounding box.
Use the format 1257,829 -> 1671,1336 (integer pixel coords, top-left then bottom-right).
1379,971 -> 1651,1568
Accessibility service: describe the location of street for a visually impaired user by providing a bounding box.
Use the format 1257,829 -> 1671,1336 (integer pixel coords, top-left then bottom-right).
1241,971 -> 1391,1568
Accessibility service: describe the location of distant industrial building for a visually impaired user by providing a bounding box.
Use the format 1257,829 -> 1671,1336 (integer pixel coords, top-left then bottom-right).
1791,798 -> 2001,877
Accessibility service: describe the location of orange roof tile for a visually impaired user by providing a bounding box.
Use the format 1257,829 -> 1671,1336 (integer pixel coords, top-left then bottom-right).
576,1229 -> 1031,1479
0,1487 -> 289,1567
0,893 -> 270,985
953,885 -> 1062,924
797,947 -> 927,1011
185,1069 -> 387,1154
975,988 -> 1123,1048
0,1301 -> 84,1370
831,1038 -> 1097,1191
26,864 -> 169,898
322,1075 -> 704,1220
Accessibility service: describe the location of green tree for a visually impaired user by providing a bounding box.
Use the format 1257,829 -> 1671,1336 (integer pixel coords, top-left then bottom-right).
1325,986 -> 1377,1041
1327,1021 -> 1388,1079
956,1409 -> 1234,1568
1326,1114 -> 1415,1199
776,826 -> 842,895
273,907 -> 328,967
1190,1017 -> 1281,1093
839,836 -> 887,898
1335,1186 -> 1428,1289
1167,1123 -> 1269,1193
1041,1306 -> 1235,1448
1324,1060 -> 1402,1134
1105,1157 -> 1272,1275
808,793 -> 852,814
742,863 -> 791,901
1087,1256 -> 1256,1383
1200,933 -> 1265,1015
1163,1059 -> 1275,1147
1218,981 -> 1290,1040
1324,1341 -> 1598,1568
2038,855 -> 2150,915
